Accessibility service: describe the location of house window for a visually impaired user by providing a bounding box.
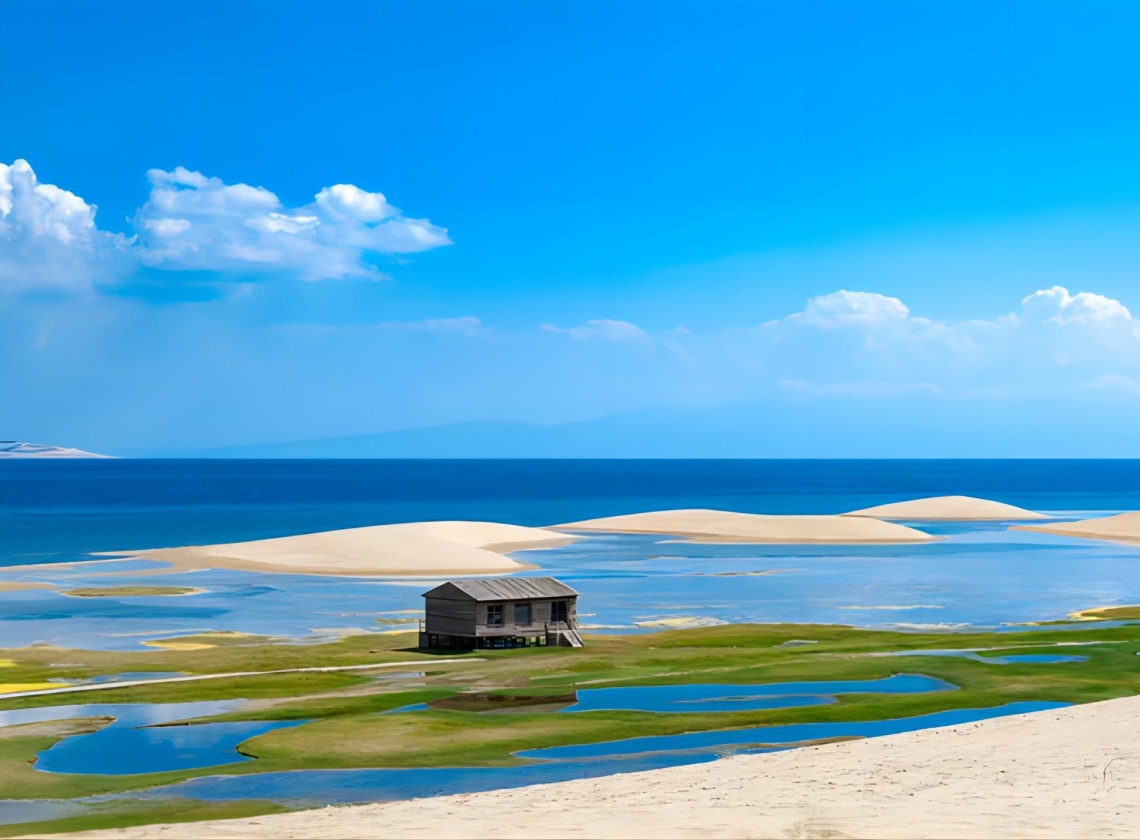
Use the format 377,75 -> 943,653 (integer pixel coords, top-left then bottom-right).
514,603 -> 532,626
551,600 -> 568,623
486,604 -> 504,627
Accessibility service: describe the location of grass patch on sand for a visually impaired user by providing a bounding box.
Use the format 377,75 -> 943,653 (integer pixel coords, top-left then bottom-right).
61,587 -> 204,598
1069,605 -> 1140,621
0,799 -> 288,839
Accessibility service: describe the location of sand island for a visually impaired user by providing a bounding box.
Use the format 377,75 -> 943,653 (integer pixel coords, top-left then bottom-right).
555,508 -> 937,543
1013,511 -> 1140,543
843,494 -> 1047,520
102,521 -> 578,577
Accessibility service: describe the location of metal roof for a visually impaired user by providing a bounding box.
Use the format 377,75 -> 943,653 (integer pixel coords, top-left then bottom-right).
423,576 -> 578,601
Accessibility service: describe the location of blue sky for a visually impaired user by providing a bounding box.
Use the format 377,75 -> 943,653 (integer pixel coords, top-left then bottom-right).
4,0 -> 1140,455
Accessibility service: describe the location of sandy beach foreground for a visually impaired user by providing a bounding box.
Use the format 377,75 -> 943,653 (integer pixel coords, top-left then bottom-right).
58,694 -> 1140,840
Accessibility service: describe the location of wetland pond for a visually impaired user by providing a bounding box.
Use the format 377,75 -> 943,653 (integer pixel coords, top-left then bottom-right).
0,700 -> 301,775
118,701 -> 1065,808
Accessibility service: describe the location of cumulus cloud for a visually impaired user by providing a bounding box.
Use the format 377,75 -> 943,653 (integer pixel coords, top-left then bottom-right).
0,159 -> 450,294
0,160 -> 130,293
771,289 -> 958,350
1020,285 -> 1135,326
541,319 -> 653,347
135,167 -> 450,281
789,290 -> 911,328
753,285 -> 1140,396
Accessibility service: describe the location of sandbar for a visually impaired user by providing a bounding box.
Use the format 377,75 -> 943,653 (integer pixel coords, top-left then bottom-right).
0,581 -> 55,593
100,521 -> 579,577
61,586 -> 204,598
844,495 -> 1047,520
1014,511 -> 1140,543
59,695 -> 1140,840
1069,604 -> 1140,621
556,509 -> 936,543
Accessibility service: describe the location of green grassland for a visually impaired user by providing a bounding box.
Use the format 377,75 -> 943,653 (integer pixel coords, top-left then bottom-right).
3,618 -> 1140,835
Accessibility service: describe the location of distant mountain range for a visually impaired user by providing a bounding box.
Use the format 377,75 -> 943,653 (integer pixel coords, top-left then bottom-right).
204,393 -> 1140,459
0,441 -> 111,458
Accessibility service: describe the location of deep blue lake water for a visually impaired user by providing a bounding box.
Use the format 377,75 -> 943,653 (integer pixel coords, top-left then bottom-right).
6,459 -> 1140,566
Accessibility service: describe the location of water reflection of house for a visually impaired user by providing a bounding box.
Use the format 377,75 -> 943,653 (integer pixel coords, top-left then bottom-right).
419,577 -> 582,649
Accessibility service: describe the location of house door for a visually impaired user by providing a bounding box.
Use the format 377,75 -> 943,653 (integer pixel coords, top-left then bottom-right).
551,601 -> 568,624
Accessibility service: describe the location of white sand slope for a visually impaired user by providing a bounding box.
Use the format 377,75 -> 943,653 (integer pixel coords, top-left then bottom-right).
844,495 -> 1048,520
58,695 -> 1140,840
555,508 -> 936,543
0,441 -> 110,458
1014,511 -> 1140,543
103,521 -> 577,577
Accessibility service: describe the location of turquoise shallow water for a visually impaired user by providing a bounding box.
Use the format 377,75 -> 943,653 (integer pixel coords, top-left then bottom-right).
2,522 -> 1139,650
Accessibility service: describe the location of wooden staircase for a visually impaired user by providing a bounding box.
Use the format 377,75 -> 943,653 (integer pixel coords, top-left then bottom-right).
546,622 -> 584,647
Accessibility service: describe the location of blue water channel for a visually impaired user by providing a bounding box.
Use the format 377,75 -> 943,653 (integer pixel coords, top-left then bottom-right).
120,702 -> 1066,807
521,701 -> 1069,760
561,674 -> 955,713
0,700 -> 301,775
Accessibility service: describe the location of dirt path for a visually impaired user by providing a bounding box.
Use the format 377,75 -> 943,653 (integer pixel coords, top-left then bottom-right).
0,658 -> 483,701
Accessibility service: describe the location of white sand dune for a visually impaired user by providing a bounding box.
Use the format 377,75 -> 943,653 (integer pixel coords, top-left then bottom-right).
843,495 -> 1047,520
1013,511 -> 1140,543
103,521 -> 578,577
555,508 -> 936,543
58,695 -> 1140,840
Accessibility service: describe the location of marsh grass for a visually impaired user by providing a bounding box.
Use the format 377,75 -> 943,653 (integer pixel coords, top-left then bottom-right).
2,620 -> 1140,834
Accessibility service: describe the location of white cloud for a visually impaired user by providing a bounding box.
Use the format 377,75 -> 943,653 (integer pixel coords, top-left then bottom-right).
541,319 -> 653,347
790,290 -> 911,328
1020,285 -> 1134,325
135,167 -> 450,281
0,160 -> 130,293
755,285 -> 1140,396
773,289 -> 958,351
0,160 -> 451,295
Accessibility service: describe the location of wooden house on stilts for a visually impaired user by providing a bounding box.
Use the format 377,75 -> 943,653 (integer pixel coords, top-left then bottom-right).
419,577 -> 582,650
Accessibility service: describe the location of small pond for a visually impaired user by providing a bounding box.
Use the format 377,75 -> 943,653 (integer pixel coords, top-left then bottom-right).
561,673 -> 956,713
0,700 -> 302,775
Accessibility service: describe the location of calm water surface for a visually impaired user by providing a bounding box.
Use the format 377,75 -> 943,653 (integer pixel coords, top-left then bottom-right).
3,461 -> 1140,649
